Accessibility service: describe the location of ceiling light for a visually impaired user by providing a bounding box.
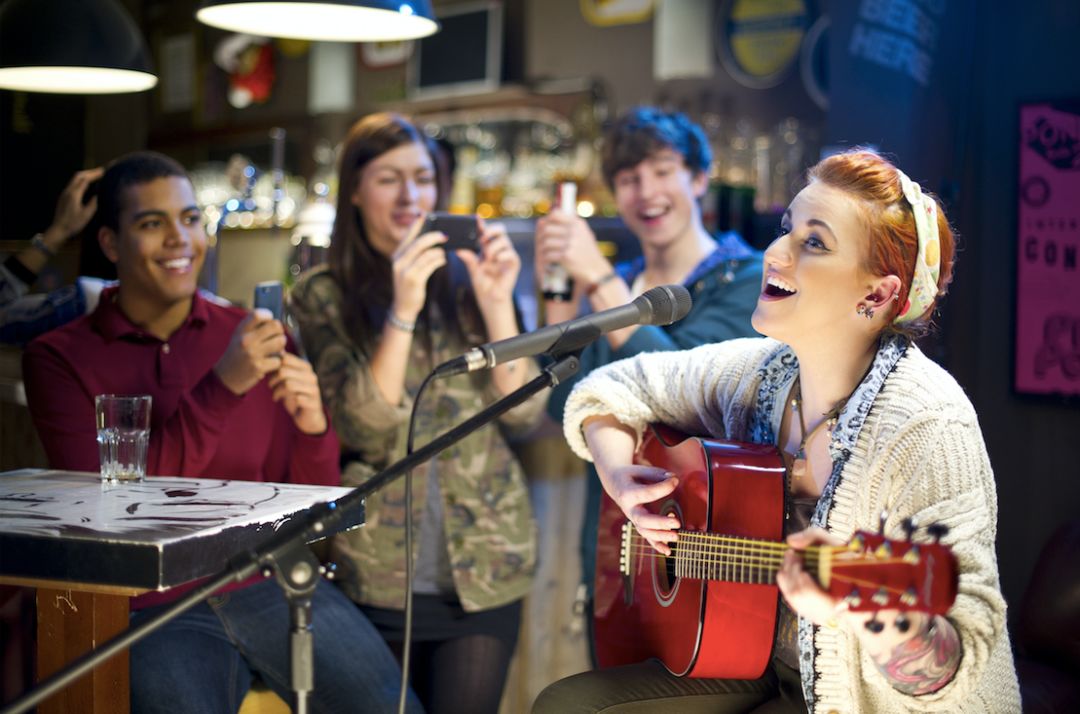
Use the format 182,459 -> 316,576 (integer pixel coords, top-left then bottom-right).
0,0 -> 157,94
196,1 -> 439,42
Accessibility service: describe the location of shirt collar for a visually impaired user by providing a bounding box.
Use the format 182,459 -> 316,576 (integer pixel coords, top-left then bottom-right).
752,332 -> 910,460
92,286 -> 209,342
618,231 -> 756,285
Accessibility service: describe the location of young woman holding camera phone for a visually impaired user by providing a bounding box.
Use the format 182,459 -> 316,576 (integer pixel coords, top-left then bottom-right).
290,112 -> 543,714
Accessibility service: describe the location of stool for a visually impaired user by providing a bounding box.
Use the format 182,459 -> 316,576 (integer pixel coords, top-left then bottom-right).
238,681 -> 291,714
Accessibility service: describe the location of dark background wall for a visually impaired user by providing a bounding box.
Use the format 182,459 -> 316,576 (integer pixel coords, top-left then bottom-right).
950,1 -> 1080,609
1,0 -> 1078,619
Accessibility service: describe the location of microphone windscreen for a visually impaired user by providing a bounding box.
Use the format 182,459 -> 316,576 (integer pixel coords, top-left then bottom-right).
637,284 -> 693,326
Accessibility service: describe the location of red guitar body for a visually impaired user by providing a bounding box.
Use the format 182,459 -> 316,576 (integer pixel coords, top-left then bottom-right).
594,424 -> 787,679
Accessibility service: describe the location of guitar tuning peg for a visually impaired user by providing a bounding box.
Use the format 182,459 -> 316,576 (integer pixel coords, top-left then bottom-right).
878,509 -> 889,535
894,613 -> 912,633
926,523 -> 950,543
844,589 -> 863,609
864,615 -> 885,634
901,517 -> 918,541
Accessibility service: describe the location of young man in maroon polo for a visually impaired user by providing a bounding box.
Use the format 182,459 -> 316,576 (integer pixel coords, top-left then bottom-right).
22,152 -> 420,714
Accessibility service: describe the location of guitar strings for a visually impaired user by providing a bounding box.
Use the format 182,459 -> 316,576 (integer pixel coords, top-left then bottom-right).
621,537 -> 917,596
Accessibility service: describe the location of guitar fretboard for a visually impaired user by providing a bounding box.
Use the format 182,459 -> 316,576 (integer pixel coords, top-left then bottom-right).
628,530 -> 824,585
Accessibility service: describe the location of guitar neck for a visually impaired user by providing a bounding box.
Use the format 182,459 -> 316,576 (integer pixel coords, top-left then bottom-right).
668,530 -> 830,586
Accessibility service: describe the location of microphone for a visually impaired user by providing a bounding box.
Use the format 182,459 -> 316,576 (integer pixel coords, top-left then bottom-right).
434,284 -> 692,377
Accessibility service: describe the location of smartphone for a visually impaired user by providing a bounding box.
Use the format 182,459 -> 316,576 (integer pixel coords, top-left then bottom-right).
253,280 -> 284,321
422,212 -> 481,253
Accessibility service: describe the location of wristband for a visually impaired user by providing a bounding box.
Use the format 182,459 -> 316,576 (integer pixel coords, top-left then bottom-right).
30,233 -> 57,258
387,312 -> 416,333
585,271 -> 619,296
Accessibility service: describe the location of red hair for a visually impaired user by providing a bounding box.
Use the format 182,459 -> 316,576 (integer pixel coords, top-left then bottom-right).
808,150 -> 956,339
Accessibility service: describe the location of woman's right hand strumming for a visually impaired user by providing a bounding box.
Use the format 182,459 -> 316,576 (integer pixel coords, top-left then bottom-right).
584,414 -> 681,555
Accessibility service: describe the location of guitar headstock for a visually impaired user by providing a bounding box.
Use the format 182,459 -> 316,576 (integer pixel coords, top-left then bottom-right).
822,528 -> 958,616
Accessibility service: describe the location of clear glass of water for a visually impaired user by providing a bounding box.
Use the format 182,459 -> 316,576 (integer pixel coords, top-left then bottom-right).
95,394 -> 152,482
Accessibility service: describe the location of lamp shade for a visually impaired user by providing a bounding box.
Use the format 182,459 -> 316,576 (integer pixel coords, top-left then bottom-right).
196,1 -> 439,42
0,0 -> 157,94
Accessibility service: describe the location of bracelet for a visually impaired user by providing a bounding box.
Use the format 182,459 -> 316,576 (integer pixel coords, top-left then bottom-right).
30,233 -> 57,258
585,270 -> 619,296
386,312 -> 416,333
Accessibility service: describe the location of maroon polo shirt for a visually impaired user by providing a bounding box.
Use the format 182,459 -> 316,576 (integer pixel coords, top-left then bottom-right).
23,287 -> 341,607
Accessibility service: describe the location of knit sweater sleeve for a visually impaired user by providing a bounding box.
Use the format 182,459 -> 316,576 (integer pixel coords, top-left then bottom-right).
831,366 -> 1019,712
562,337 -> 770,460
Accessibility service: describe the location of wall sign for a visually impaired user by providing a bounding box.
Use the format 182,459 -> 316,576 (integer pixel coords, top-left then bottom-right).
1016,101 -> 1080,397
716,0 -> 810,89
580,0 -> 653,27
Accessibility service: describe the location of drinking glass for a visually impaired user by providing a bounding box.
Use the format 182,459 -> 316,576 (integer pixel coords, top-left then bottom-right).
95,394 -> 152,482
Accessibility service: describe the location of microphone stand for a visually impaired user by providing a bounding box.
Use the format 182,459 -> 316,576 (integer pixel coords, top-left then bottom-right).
2,354 -> 582,714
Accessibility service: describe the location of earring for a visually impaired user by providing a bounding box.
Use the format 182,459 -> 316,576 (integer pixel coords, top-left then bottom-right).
856,303 -> 874,319
891,290 -> 900,301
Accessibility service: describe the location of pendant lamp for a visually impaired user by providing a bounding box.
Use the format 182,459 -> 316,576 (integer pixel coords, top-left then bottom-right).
196,1 -> 439,42
0,0 -> 157,94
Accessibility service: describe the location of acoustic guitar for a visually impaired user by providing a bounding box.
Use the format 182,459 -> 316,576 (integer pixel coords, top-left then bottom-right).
593,424 -> 958,679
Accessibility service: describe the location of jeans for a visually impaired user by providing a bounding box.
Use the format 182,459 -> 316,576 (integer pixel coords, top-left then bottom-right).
129,578 -> 423,714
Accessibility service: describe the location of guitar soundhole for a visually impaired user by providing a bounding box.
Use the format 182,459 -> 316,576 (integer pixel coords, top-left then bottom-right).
663,551 -> 678,587
651,498 -> 682,600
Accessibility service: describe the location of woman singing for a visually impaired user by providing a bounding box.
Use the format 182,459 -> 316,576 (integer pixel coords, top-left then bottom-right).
533,150 -> 1020,713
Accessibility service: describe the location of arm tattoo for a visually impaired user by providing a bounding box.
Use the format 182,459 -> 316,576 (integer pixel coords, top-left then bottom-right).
875,615 -> 962,696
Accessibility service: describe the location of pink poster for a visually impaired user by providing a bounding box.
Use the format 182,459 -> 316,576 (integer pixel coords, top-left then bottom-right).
1016,102 -> 1080,397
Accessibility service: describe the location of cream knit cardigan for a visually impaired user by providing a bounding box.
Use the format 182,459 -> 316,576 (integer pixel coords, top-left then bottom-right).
563,337 -> 1021,713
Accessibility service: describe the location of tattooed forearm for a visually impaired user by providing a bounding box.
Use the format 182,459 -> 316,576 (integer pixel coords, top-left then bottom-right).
873,615 -> 962,696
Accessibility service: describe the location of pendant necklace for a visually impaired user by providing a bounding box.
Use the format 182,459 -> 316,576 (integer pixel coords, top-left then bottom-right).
787,376 -> 846,487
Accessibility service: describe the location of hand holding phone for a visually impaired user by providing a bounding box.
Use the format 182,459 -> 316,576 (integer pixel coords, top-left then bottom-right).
422,212 -> 481,253
253,280 -> 284,321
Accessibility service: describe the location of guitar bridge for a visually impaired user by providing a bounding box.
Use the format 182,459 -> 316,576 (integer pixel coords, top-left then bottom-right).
619,521 -> 633,576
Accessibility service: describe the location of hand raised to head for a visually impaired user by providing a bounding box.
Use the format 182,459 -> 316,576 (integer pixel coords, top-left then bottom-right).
51,167 -> 105,240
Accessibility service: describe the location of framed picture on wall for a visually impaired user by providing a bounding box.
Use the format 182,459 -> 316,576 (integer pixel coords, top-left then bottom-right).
1015,100 -> 1080,398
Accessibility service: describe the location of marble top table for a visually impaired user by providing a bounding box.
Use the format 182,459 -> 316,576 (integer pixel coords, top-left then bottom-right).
0,469 -> 361,591
0,469 -> 362,714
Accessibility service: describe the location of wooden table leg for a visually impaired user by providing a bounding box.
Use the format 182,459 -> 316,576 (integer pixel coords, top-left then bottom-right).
36,588 -> 129,714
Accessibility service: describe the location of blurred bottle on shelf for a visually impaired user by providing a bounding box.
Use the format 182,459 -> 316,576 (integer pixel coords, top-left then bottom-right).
714,119 -> 757,242
753,134 -> 772,213
448,145 -> 477,215
287,139 -> 337,286
540,181 -> 577,302
770,117 -> 804,213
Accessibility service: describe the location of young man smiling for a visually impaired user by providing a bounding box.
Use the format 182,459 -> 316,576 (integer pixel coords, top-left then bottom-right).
23,152 -> 420,713
534,107 -> 764,656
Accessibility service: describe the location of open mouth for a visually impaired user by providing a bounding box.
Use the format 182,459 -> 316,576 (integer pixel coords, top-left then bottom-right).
763,275 -> 797,298
639,206 -> 670,223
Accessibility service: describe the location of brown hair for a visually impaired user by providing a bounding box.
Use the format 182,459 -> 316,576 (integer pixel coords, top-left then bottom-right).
601,107 -> 712,187
328,113 -> 477,352
808,150 -> 956,339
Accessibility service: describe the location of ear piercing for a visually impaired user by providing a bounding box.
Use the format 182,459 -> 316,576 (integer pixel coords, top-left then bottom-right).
856,304 -> 875,319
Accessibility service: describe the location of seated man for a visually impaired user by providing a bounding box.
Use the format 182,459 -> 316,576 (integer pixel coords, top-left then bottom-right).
22,152 -> 420,714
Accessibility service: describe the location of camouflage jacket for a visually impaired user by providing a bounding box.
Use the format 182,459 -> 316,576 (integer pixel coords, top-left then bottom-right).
290,266 -> 541,612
